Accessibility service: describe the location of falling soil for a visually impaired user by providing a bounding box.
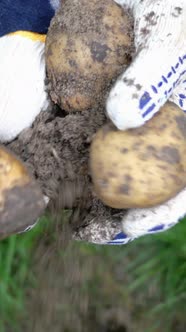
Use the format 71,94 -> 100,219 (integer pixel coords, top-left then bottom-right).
7,104 -> 126,243
21,222 -> 185,332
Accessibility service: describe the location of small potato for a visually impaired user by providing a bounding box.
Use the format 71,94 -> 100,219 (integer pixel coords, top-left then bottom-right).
90,103 -> 186,209
0,146 -> 45,238
46,0 -> 134,112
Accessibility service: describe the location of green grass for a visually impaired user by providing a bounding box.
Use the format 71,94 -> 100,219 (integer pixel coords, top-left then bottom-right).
0,216 -> 48,332
125,216 -> 186,330
0,214 -> 186,331
127,216 -> 186,299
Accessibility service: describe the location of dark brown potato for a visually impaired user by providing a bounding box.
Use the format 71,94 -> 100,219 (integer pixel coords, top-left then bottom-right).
0,146 -> 45,238
46,0 -> 134,112
90,103 -> 186,209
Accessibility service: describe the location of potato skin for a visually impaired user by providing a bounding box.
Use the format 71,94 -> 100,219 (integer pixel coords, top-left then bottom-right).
0,146 -> 45,238
46,0 -> 134,112
90,103 -> 186,209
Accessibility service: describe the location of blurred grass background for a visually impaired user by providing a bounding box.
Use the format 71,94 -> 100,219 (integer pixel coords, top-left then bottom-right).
0,216 -> 49,332
0,215 -> 186,332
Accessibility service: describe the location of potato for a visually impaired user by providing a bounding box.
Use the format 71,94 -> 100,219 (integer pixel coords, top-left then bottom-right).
90,103 -> 186,209
46,0 -> 133,112
0,146 -> 45,238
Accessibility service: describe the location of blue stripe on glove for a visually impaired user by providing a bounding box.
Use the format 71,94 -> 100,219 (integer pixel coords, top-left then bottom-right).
106,220 -> 182,245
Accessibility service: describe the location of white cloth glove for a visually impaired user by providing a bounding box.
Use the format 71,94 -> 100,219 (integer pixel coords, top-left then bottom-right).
0,0 -> 59,142
0,0 -> 185,244
107,0 -> 186,129
104,0 -> 186,244
0,32 -> 48,142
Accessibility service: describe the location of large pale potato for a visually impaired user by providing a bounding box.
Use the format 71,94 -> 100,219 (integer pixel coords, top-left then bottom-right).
0,146 -> 45,238
46,0 -> 133,112
90,103 -> 186,209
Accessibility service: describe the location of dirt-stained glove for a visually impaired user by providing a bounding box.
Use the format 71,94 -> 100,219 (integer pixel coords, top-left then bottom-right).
103,0 -> 186,244
107,0 -> 186,128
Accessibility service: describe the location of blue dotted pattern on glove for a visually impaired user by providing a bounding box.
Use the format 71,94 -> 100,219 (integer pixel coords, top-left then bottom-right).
0,0 -> 55,36
138,54 -> 186,119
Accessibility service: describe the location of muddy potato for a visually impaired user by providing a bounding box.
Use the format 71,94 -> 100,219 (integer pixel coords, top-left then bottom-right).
0,146 -> 45,238
90,103 -> 186,209
46,0 -> 133,112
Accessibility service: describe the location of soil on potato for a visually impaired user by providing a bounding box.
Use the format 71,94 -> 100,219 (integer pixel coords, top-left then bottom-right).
46,0 -> 134,112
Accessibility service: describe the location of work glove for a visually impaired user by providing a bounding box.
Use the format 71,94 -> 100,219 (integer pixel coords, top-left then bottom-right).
0,0 -> 58,142
103,0 -> 186,244
0,0 -> 185,244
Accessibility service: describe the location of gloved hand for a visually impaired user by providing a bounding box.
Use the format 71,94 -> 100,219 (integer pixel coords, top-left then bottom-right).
68,0 -> 186,245
104,0 -> 186,244
0,0 -> 185,244
0,0 -> 58,142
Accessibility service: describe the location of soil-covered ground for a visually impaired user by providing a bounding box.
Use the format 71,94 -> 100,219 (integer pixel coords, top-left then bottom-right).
7,102 -> 127,243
